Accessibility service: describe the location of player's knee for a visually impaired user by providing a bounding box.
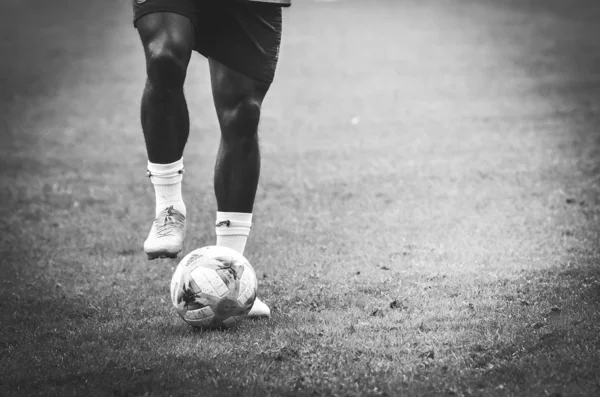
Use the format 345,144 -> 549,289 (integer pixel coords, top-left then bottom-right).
145,41 -> 188,88
218,96 -> 263,142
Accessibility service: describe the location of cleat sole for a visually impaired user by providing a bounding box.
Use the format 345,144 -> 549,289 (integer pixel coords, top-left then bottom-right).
146,251 -> 180,260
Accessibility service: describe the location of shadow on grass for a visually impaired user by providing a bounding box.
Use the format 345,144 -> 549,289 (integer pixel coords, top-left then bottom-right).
5,359 -> 220,397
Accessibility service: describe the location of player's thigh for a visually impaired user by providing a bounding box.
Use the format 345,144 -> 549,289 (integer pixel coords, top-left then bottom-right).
200,3 -> 283,86
209,60 -> 271,111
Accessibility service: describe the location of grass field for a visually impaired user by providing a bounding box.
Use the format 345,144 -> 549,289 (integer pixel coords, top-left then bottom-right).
1,0 -> 599,396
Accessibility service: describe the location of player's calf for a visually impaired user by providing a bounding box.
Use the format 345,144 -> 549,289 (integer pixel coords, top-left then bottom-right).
211,62 -> 270,214
139,21 -> 193,164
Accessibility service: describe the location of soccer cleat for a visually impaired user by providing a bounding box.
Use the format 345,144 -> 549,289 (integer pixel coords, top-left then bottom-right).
247,297 -> 270,318
143,205 -> 186,260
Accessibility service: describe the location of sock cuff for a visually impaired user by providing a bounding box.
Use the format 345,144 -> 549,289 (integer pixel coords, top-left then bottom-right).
215,226 -> 251,237
216,211 -> 252,225
147,158 -> 184,178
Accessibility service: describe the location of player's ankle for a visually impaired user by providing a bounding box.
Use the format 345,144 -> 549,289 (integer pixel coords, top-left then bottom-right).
215,211 -> 252,254
147,158 -> 186,217
156,202 -> 186,218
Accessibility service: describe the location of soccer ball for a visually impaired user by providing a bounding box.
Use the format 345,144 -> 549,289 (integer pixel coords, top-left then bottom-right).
170,246 -> 258,329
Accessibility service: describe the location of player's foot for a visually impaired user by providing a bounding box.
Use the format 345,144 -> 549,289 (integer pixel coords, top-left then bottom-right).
143,205 -> 186,259
247,297 -> 270,318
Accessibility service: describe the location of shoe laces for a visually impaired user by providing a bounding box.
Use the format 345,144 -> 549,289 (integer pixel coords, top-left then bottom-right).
154,206 -> 185,237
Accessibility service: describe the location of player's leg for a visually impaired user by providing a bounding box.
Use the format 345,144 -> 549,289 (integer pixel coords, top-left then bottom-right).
139,12 -> 193,164
135,12 -> 195,259
197,3 -> 283,316
210,61 -> 269,254
210,60 -> 273,318
199,2 -> 282,257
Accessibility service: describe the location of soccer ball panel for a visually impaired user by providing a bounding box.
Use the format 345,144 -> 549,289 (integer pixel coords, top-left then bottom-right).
185,306 -> 214,320
236,264 -> 258,306
170,262 -> 186,306
185,310 -> 215,328
191,267 -> 230,298
221,317 -> 239,328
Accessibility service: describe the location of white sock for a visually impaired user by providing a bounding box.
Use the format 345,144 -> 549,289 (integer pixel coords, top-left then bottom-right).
215,212 -> 252,255
147,158 -> 186,217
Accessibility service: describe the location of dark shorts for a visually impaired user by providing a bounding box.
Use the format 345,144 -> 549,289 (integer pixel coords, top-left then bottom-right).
132,0 -> 283,85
